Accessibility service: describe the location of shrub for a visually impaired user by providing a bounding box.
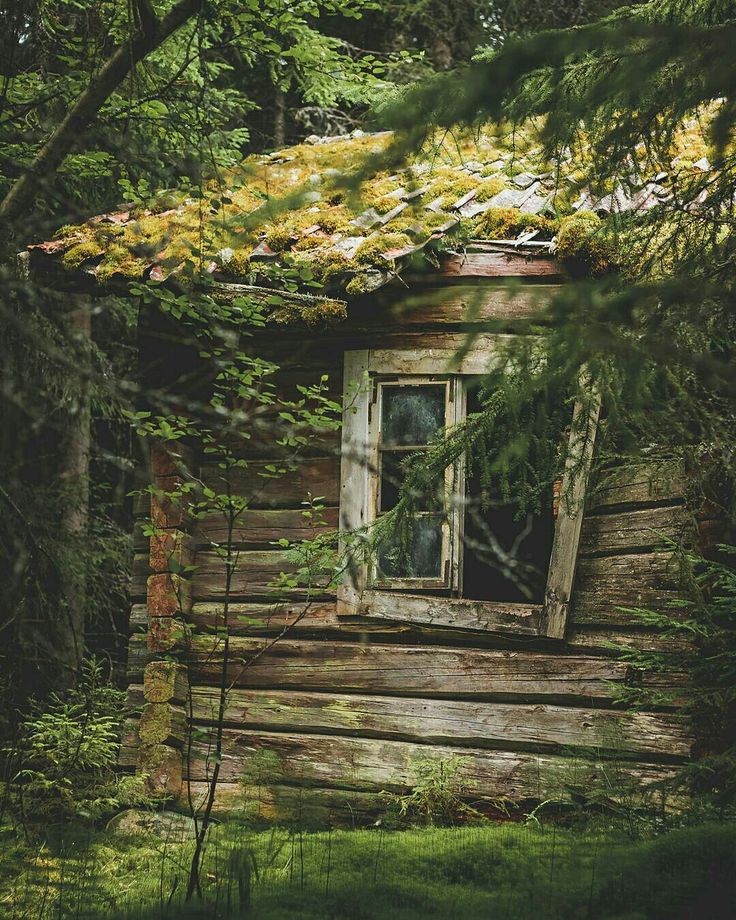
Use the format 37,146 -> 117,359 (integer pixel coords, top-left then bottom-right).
4,659 -> 147,823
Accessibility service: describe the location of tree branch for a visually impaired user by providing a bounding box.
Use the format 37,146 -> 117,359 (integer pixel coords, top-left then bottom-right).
0,0 -> 203,231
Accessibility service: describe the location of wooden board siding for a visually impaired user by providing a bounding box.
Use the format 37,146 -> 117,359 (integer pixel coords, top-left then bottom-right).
127,301 -> 697,819
127,634 -> 684,705
120,719 -> 678,799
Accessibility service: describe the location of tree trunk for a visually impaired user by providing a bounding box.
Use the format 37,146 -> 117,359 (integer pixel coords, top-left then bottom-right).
56,301 -> 92,685
0,0 -> 202,232
273,86 -> 286,148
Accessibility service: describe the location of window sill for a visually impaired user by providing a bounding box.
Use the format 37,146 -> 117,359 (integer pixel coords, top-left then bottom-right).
338,587 -> 545,636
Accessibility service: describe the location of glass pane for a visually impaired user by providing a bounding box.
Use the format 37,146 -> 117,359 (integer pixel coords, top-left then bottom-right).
380,451 -> 442,513
379,452 -> 403,511
377,516 -> 443,580
381,385 -> 446,447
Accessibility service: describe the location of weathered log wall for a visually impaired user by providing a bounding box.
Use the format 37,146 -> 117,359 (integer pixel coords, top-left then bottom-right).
125,281 -> 698,823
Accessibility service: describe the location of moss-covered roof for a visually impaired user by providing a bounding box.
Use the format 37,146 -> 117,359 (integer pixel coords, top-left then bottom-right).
28,119 -> 714,304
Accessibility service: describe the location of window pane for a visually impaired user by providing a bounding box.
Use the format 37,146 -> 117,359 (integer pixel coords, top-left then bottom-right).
377,516 -> 443,580
379,451 -> 442,513
381,385 -> 446,447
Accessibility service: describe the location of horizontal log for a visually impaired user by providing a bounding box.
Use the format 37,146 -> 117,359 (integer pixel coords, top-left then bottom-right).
183,602 -> 690,654
181,780 -> 383,824
178,687 -> 691,759
429,253 -> 563,279
194,507 -> 338,547
590,462 -> 686,509
121,718 -> 676,803
201,458 -> 339,509
133,549 -> 333,600
167,547 -> 686,612
127,601 -> 691,661
359,591 -> 543,636
572,551 -> 685,626
349,284 -> 560,328
127,633 -> 684,706
580,505 -> 691,556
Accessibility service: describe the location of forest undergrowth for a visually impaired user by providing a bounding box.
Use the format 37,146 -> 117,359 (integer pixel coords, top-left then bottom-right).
1,818 -> 735,919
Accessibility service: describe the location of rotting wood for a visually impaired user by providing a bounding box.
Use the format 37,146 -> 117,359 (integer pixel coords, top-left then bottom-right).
194,507 -> 338,547
410,253 -> 564,280
182,780 -> 383,824
361,591 -> 543,636
127,605 -> 691,660
148,686 -> 691,759
572,551 -> 685,625
348,284 -> 560,329
121,722 -> 677,801
201,457 -> 340,509
590,461 -> 687,509
127,634 -> 685,705
544,388 -> 601,639
579,505 -> 693,556
131,546 -> 687,620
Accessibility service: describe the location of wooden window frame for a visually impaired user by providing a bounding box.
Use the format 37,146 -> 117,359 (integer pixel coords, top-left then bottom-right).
337,346 -> 599,639
370,376 -> 462,591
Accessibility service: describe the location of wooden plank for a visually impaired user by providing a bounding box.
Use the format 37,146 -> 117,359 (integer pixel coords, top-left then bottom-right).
430,253 -> 563,280
361,591 -> 543,636
121,715 -> 677,802
201,457 -> 340,509
367,333 -> 516,377
128,600 -> 690,659
131,548 -> 334,600
544,390 -> 601,638
590,461 -> 686,509
127,634 -> 683,704
194,507 -> 338,546
337,350 -> 371,615
179,687 -> 691,759
580,505 -> 691,556
131,559 -> 689,639
572,551 -> 684,626
182,781 -> 383,824
182,600 -> 689,653
349,284 -> 561,328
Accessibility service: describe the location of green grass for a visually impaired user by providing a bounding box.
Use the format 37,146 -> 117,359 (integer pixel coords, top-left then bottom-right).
1,819 -> 735,919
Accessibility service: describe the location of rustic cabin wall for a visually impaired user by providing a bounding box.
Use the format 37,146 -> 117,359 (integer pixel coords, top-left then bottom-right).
124,281 -> 698,822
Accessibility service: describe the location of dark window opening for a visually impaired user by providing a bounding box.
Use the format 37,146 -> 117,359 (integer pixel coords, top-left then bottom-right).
461,389 -> 555,604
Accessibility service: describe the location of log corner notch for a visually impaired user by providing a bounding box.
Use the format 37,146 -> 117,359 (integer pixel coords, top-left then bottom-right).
137,439 -> 194,799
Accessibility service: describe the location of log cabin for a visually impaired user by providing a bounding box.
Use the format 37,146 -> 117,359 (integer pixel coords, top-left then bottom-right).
26,125 -> 715,824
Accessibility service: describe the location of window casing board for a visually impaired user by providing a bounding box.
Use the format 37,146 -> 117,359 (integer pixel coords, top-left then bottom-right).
337,347 -> 599,638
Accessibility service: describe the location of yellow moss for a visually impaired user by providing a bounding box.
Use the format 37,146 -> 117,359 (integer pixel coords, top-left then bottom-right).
96,254 -> 148,281
227,249 -> 252,276
61,241 -> 103,267
472,208 -> 556,240
297,248 -> 352,284
313,206 -> 351,234
555,211 -> 615,276
263,224 -> 296,252
354,232 -> 411,265
474,176 -> 506,202
273,296 -> 347,326
427,169 -> 478,205
345,273 -> 379,296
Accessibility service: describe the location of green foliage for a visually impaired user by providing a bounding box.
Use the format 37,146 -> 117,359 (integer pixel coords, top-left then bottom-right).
614,543 -> 736,808
555,211 -> 616,276
4,660 -> 146,823
382,756 -> 491,826
2,820 -> 736,918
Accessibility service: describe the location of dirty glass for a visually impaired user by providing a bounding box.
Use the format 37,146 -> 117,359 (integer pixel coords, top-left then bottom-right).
379,453 -> 442,513
376,517 -> 443,579
381,385 -> 445,447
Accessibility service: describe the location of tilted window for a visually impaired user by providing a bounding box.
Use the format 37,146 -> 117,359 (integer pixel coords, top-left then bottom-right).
338,346 -> 599,639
